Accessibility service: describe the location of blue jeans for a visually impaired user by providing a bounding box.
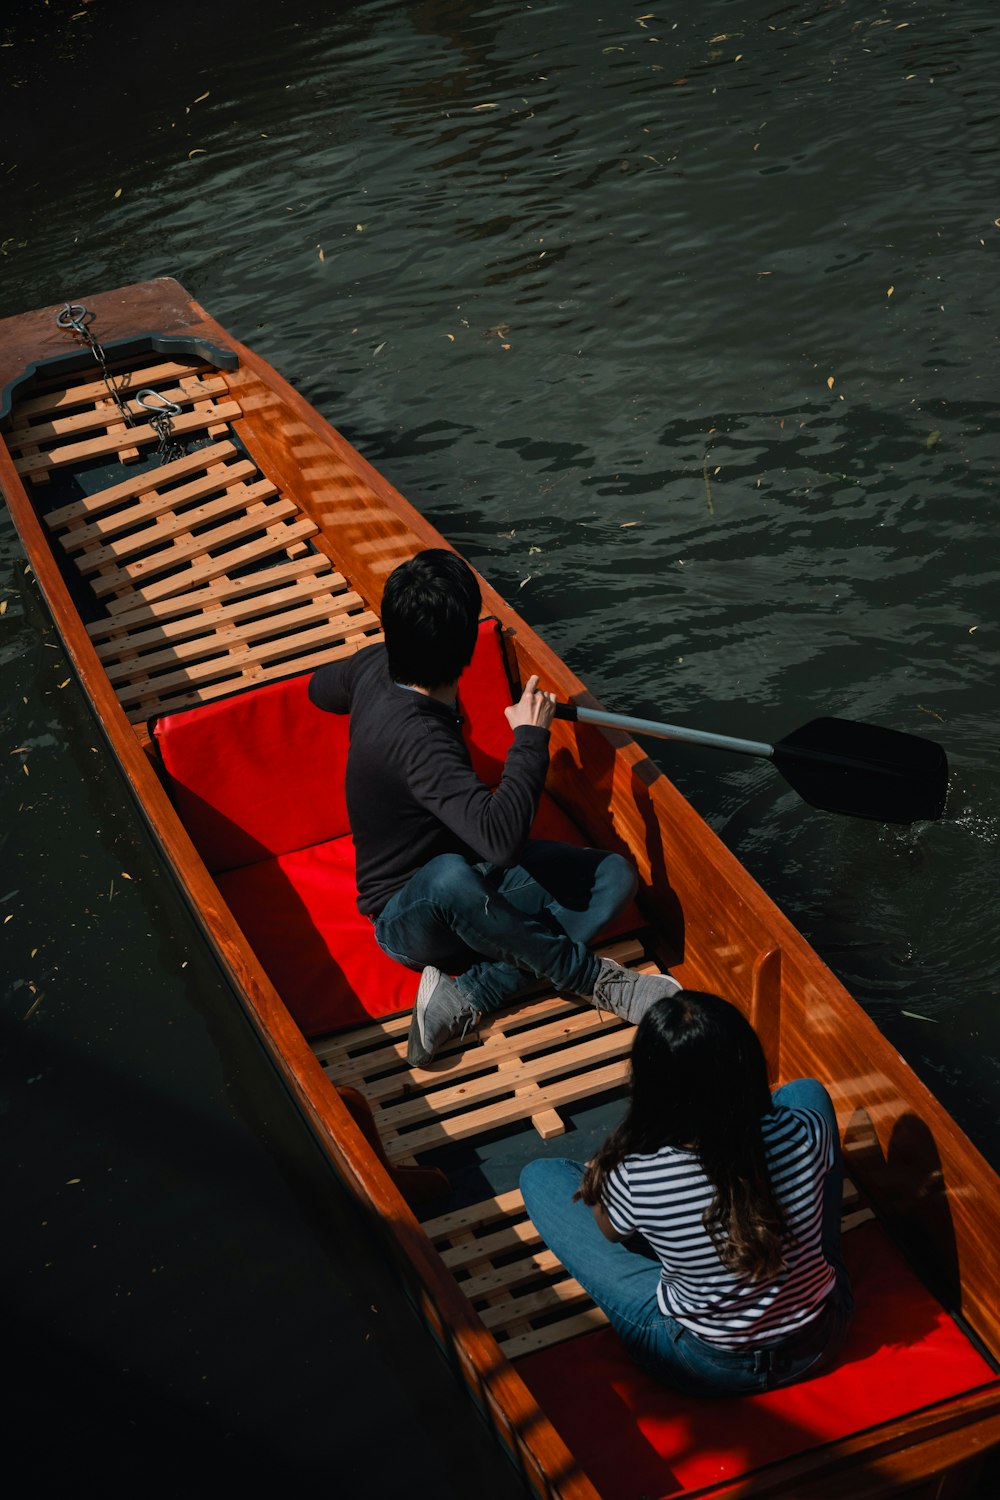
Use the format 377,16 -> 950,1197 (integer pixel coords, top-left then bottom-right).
519,1079 -> 853,1396
374,840 -> 637,1015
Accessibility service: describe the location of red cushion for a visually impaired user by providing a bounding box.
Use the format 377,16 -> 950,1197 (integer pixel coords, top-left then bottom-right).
460,620 -> 516,785
218,836 -> 419,1035
518,1222 -> 997,1499
153,672 -> 351,872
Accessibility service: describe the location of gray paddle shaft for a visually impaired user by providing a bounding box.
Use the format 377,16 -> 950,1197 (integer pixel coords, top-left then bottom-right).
566,705 -> 774,760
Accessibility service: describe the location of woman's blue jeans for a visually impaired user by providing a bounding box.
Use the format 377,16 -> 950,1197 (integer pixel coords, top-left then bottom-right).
519,1079 -> 854,1396
374,840 -> 637,1015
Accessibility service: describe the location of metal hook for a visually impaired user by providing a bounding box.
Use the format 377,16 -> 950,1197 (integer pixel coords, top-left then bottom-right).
134,388 -> 183,418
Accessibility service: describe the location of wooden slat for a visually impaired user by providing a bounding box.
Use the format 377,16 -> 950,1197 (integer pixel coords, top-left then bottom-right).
106,601 -> 378,688
87,556 -> 339,639
376,1026 -> 635,1134
501,1310 -> 609,1359
425,1189 -> 525,1240
7,374 -> 229,448
123,631 -> 380,723
72,477 -> 278,574
478,1277 -> 592,1331
439,1218 -> 542,1273
90,495 -> 302,598
385,1057 -> 631,1161
114,612 -> 377,708
12,360 -> 213,421
102,515 -> 317,609
94,580 -> 359,663
13,400 -> 243,476
458,1249 -> 564,1299
57,459 -> 257,551
44,442 -> 239,528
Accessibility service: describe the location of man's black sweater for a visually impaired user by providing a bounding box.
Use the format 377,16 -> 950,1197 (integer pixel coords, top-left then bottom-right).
308,644 -> 550,916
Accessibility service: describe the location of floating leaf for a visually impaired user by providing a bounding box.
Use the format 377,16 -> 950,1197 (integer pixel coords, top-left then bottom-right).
827,376 -> 835,389
317,246 -> 325,261
446,333 -> 455,341
620,521 -> 639,528
0,599 -> 7,614
113,188 -> 122,198
193,91 -> 210,102
188,148 -> 207,158
372,342 -> 385,355
926,430 -> 941,450
887,285 -> 894,297
472,102 -> 499,110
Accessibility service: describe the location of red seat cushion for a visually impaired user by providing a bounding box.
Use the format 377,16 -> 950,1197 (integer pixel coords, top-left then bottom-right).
153,671 -> 351,872
459,619 -> 517,785
517,1221 -> 998,1499
217,835 -> 419,1034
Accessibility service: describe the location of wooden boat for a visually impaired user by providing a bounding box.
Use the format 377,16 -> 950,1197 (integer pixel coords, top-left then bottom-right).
2,278 -> 998,1500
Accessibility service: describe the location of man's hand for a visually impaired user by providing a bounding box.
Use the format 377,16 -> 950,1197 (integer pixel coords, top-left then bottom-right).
505,674 -> 557,732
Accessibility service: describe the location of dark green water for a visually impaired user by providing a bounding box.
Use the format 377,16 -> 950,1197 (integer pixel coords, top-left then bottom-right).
3,0 -> 998,1492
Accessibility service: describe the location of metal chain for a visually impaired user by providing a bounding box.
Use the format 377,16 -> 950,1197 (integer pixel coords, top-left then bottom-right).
55,302 -> 135,427
134,388 -> 183,463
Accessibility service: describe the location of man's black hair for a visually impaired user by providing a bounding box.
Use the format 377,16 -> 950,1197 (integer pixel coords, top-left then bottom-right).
381,549 -> 482,688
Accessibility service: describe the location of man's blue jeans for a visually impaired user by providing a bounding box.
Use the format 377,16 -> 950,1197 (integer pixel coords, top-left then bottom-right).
373,839 -> 637,1015
519,1080 -> 854,1396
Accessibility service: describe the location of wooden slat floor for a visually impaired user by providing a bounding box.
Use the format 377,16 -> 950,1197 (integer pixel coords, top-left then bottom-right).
313,940 -> 875,1360
4,355 -> 383,722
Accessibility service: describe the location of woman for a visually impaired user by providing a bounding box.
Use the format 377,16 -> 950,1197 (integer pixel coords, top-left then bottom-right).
519,991 -> 853,1395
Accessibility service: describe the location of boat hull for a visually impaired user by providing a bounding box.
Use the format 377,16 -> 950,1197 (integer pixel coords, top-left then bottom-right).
2,279 -> 998,1499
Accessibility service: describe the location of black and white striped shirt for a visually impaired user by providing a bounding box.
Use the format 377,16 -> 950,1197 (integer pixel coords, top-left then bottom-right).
604,1103 -> 836,1347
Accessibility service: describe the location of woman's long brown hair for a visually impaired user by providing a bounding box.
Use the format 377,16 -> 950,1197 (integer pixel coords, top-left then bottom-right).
578,992 -> 790,1282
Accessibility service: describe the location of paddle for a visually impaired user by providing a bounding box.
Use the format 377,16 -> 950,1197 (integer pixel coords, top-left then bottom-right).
553,703 -> 948,823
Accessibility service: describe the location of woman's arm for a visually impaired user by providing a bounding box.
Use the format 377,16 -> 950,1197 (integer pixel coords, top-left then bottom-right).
593,1201 -> 626,1243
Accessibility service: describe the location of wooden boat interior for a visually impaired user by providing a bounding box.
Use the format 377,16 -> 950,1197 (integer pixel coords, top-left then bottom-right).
2,280 -> 999,1499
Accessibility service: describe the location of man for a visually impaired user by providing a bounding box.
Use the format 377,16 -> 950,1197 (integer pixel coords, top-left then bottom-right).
309,548 -> 678,1065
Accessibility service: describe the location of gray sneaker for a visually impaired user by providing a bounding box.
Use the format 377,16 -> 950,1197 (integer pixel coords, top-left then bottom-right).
407,967 -> 481,1066
590,958 -> 682,1026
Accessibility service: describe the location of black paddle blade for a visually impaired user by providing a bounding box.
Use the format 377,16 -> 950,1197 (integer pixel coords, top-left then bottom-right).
773,717 -> 949,823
